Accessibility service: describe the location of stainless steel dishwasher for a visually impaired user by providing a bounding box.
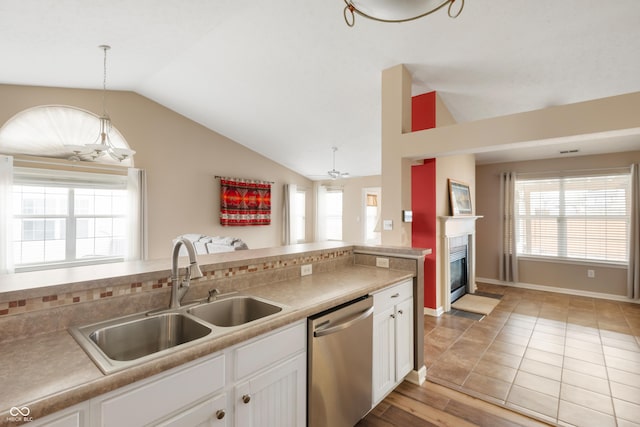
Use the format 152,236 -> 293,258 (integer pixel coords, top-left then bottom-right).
308,295 -> 374,427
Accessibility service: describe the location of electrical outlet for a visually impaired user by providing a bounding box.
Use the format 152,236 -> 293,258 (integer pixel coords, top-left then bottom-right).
587,269 -> 595,278
301,264 -> 313,276
376,257 -> 390,268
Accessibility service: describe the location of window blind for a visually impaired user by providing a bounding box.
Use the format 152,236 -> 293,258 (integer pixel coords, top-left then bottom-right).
515,173 -> 630,263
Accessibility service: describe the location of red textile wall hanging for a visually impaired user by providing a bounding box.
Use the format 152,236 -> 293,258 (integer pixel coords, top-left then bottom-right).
220,177 -> 271,226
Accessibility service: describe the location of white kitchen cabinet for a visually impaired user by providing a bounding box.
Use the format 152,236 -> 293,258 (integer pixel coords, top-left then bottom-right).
28,402 -> 89,427
90,321 -> 304,427
91,353 -> 225,427
372,279 -> 414,405
234,353 -> 306,427
232,320 -> 306,427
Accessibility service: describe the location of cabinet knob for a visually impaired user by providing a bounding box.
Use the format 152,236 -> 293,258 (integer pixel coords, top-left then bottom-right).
242,394 -> 251,404
390,314 -> 395,319
215,410 -> 226,420
398,309 -> 403,315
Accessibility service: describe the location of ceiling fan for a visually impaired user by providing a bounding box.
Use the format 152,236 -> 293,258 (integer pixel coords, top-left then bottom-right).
327,146 -> 350,180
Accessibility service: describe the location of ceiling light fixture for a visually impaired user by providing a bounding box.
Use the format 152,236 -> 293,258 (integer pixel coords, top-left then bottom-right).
342,0 -> 464,27
65,45 -> 135,162
328,146 -> 350,179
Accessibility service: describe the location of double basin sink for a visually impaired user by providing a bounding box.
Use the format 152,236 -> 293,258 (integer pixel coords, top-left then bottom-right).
69,295 -> 284,374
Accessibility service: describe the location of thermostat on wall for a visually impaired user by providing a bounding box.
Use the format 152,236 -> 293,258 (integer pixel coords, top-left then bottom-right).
402,210 -> 413,222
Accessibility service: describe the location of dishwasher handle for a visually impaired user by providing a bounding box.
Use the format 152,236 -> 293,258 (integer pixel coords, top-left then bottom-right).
313,306 -> 374,337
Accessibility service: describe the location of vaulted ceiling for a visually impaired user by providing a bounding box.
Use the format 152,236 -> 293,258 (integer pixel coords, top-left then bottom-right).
1,1 -> 639,178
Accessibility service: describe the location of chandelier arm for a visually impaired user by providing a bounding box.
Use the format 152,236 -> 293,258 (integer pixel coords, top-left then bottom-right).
345,0 -> 459,25
448,0 -> 464,18
344,5 -> 356,27
343,0 -> 356,26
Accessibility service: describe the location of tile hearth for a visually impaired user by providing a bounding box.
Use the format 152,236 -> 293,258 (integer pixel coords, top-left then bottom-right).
425,283 -> 640,427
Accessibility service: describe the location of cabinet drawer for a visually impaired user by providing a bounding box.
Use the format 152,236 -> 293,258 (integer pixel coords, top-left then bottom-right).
96,354 -> 225,427
156,393 -> 227,427
373,279 -> 413,313
235,321 -> 306,380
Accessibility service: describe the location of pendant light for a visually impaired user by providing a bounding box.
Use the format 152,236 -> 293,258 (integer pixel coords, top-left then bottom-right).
342,0 -> 464,27
66,45 -> 135,162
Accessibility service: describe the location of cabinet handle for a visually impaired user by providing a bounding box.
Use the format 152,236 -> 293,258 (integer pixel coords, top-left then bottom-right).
242,394 -> 251,404
390,314 -> 395,319
216,410 -> 226,420
390,293 -> 400,298
398,309 -> 403,315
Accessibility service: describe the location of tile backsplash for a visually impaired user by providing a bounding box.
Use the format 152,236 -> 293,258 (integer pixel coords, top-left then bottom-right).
0,247 -> 353,343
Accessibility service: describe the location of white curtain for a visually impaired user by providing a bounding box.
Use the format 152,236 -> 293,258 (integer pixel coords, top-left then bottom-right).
628,164 -> 639,299
282,184 -> 297,245
127,168 -> 148,261
316,184 -> 328,241
0,155 -> 13,274
499,171 -> 518,282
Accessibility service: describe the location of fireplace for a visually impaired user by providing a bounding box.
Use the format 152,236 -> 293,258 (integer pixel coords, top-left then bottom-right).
439,215 -> 482,314
449,244 -> 468,303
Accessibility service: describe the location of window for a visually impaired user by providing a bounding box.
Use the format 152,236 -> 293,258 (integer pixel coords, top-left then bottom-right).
11,167 -> 129,271
293,190 -> 306,243
324,190 -> 343,240
316,186 -> 343,241
364,189 -> 381,245
515,173 -> 630,263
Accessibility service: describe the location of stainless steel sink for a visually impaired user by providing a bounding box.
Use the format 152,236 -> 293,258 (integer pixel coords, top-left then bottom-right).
188,295 -> 282,327
70,294 -> 285,374
90,313 -> 211,361
69,312 -> 213,373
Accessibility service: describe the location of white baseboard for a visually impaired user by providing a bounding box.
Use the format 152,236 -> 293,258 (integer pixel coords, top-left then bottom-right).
405,365 -> 427,385
424,306 -> 444,317
476,277 -> 638,303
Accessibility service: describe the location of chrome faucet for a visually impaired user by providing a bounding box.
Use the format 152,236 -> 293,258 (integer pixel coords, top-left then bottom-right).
170,237 -> 203,309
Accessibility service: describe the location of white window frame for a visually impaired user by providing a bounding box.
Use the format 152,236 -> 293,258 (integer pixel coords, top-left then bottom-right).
363,187 -> 381,245
11,167 -> 129,272
324,189 -> 343,241
514,172 -> 631,265
317,185 -> 343,242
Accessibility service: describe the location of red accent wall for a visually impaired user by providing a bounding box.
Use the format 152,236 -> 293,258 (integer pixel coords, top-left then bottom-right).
411,160 -> 437,309
411,92 -> 438,309
411,91 -> 436,132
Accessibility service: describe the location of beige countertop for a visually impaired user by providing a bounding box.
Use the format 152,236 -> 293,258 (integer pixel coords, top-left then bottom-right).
0,264 -> 412,425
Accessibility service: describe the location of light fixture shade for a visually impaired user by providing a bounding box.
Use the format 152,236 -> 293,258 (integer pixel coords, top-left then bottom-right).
343,0 -> 463,26
349,0 -> 452,21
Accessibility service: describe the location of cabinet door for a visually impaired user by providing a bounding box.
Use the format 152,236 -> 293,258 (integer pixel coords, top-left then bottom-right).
28,402 -> 88,427
234,353 -> 306,427
395,297 -> 414,381
372,306 -> 395,405
155,393 -> 227,427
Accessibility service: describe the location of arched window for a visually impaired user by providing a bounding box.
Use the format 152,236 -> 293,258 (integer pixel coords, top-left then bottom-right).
0,106 -> 145,274
0,105 -> 134,166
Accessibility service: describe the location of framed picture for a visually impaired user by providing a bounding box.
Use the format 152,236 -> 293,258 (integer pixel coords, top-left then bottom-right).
448,179 -> 472,215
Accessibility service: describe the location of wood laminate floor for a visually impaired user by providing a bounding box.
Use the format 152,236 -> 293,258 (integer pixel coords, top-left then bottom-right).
359,283 -> 640,427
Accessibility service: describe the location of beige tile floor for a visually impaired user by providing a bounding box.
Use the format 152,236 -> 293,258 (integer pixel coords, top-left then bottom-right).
424,283 -> 640,427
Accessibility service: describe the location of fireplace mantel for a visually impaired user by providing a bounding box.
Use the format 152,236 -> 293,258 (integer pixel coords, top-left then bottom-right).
439,216 -> 483,237
439,216 -> 483,313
